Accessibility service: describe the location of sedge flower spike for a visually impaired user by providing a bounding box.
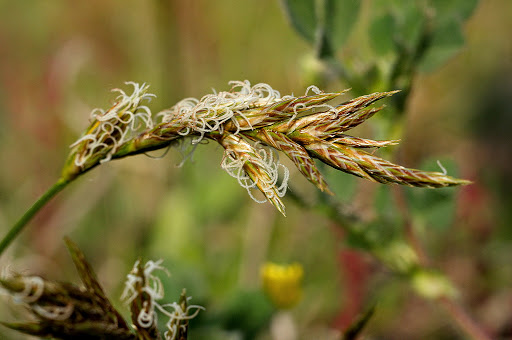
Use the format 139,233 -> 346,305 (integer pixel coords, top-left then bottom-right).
122,259 -> 204,340
0,238 -> 135,338
62,82 -> 155,181
0,238 -> 203,339
58,80 -> 470,216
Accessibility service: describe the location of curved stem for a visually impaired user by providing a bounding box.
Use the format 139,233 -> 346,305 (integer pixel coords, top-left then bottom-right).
392,186 -> 491,340
0,178 -> 70,257
438,296 -> 492,340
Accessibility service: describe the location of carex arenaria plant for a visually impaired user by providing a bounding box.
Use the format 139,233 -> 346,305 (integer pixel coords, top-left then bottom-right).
0,80 -> 470,255
0,238 -> 202,339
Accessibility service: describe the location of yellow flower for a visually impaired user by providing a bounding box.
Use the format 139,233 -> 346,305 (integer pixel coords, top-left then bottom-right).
261,262 -> 304,309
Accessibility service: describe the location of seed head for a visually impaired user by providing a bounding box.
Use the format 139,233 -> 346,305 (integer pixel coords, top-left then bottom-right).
122,259 -> 204,340
62,80 -> 471,215
62,82 -> 155,181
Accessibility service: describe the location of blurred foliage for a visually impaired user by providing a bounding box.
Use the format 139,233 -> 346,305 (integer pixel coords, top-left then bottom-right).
1,0 -> 512,339
281,0 -> 361,58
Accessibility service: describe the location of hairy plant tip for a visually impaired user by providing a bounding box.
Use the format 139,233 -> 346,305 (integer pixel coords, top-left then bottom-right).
0,239 -> 205,339
0,274 -> 74,320
62,82 -> 155,181
157,80 -> 290,140
216,132 -> 288,214
59,81 -> 469,217
0,269 -> 134,339
122,259 -> 204,340
0,237 -> 137,339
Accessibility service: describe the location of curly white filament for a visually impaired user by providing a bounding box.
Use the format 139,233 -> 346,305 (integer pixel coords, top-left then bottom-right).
33,303 -> 74,321
159,299 -> 205,340
10,276 -> 45,304
158,81 -> 288,141
221,145 -> 289,203
121,259 -> 203,338
71,82 -> 155,166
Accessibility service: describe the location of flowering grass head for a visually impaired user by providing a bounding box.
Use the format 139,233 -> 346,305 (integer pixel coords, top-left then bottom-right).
0,238 -> 133,338
0,238 -> 204,340
62,82 -> 155,181
122,259 -> 204,340
59,80 -> 470,215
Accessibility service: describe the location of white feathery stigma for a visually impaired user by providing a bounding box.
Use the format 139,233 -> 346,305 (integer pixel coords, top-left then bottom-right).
158,80 -> 291,142
221,144 -> 289,203
121,259 -> 203,338
33,303 -> 74,321
6,276 -> 45,304
0,273 -> 75,321
437,160 -> 448,175
71,82 -> 155,167
161,298 -> 205,340
121,259 -> 167,305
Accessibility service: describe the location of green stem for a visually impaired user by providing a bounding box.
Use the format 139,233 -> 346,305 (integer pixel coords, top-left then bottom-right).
0,178 -> 70,257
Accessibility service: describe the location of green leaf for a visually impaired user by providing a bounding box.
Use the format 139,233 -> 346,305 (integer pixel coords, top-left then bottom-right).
369,1 -> 425,49
418,0 -> 478,71
368,0 -> 478,69
323,0 -> 361,51
428,0 -> 480,24
396,4 -> 425,49
219,290 -> 273,336
281,0 -> 361,57
374,185 -> 400,223
369,13 -> 396,55
420,18 -> 467,71
280,0 -> 317,44
374,238 -> 420,274
324,166 -> 357,203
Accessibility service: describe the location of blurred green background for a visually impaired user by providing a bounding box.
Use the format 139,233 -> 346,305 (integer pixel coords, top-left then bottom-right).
0,0 -> 511,339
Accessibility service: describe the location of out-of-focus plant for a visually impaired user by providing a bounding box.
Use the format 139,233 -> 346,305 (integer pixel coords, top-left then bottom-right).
280,1 -> 490,339
284,0 -> 479,109
261,262 -> 304,310
0,237 -> 203,339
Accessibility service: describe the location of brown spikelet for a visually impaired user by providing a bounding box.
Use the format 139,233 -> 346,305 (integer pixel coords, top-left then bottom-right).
306,141 -> 377,182
60,81 -> 470,215
247,129 -> 332,194
215,132 -> 287,215
307,141 -> 470,187
0,238 -> 136,339
225,90 -> 346,131
272,91 -> 398,138
330,135 -> 400,148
